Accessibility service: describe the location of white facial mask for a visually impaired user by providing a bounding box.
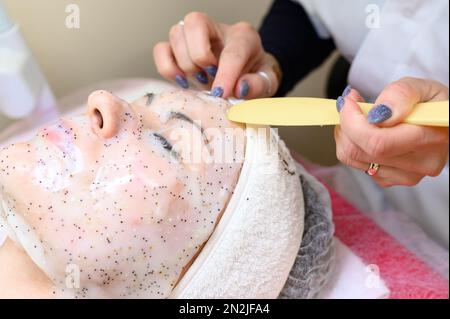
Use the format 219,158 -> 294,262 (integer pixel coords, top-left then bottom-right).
0,90 -> 245,298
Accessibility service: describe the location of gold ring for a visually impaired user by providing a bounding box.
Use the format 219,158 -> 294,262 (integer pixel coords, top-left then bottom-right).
366,163 -> 380,176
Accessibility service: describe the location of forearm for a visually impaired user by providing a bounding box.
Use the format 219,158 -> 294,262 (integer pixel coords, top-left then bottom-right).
259,0 -> 335,96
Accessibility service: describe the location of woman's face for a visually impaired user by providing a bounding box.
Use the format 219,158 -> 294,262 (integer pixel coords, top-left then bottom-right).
0,90 -> 245,298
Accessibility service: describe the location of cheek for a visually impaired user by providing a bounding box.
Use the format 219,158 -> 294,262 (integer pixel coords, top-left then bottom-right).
0,144 -> 55,226
92,154 -> 186,227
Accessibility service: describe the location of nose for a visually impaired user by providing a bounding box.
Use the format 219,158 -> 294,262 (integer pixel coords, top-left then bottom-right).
87,90 -> 125,138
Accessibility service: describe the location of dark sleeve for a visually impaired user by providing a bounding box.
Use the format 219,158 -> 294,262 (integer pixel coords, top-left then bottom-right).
259,0 -> 335,96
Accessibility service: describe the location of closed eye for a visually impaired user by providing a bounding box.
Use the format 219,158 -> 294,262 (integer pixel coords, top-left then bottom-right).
153,133 -> 172,151
153,132 -> 180,161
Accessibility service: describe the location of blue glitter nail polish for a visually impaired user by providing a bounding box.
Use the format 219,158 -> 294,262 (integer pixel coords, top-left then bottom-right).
342,85 -> 352,97
205,65 -> 218,77
336,96 -> 345,113
175,75 -> 189,89
368,104 -> 393,124
211,86 -> 224,98
195,71 -> 209,85
239,80 -> 250,98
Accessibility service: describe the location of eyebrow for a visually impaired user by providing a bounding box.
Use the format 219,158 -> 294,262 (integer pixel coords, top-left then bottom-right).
168,111 -> 211,146
168,112 -> 204,134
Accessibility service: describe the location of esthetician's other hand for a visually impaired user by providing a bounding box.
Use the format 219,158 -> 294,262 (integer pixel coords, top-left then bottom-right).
335,77 -> 449,187
153,12 -> 281,99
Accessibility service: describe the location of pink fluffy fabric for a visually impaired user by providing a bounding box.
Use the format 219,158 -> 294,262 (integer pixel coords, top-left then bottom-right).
291,152 -> 449,299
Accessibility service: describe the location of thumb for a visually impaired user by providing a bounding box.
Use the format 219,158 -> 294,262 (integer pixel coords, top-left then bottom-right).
368,77 -> 423,127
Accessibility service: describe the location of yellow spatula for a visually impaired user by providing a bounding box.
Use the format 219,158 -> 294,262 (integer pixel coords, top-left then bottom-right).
227,98 -> 449,127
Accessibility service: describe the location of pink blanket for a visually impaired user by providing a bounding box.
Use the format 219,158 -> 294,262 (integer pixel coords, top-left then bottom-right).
292,152 -> 449,299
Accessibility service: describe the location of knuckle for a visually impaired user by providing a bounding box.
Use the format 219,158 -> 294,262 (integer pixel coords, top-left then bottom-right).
184,11 -> 208,24
178,62 -> 197,73
428,168 -> 442,177
223,46 -> 246,61
155,63 -> 173,78
169,25 -> 181,40
234,21 -> 255,33
386,80 -> 416,101
426,162 -> 444,177
367,133 -> 387,157
336,146 -> 352,166
416,126 -> 430,144
190,49 -> 211,66
347,144 -> 363,163
404,175 -> 424,187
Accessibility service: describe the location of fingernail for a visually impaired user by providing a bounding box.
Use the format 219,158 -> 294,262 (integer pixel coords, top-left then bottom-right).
342,85 -> 352,97
205,65 -> 218,77
211,86 -> 224,98
175,75 -> 189,89
336,96 -> 345,113
368,104 -> 393,124
239,80 -> 250,98
195,71 -> 209,85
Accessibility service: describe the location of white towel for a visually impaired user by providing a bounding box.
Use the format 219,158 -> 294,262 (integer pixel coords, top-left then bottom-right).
171,125 -> 305,298
318,238 -> 390,299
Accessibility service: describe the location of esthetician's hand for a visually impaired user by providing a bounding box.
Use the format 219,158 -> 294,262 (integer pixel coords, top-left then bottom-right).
153,12 -> 281,99
335,77 -> 449,187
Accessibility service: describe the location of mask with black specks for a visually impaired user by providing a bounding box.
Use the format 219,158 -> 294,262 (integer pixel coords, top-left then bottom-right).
0,90 -> 245,298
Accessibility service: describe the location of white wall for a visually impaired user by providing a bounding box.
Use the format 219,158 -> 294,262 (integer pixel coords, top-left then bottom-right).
2,0 -> 337,164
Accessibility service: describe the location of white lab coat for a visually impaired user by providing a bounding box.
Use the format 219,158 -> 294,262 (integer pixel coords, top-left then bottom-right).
294,0 -> 449,247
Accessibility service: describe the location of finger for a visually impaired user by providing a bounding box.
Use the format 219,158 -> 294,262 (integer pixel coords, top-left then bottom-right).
369,77 -> 449,127
346,87 -> 365,103
183,12 -> 219,69
372,170 -> 425,188
212,22 -> 261,98
169,24 -> 202,75
337,86 -> 364,112
336,155 -> 424,188
335,125 -> 375,168
384,144 -> 449,177
153,41 -> 185,81
339,97 -> 449,158
235,65 -> 278,99
335,125 -> 448,176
